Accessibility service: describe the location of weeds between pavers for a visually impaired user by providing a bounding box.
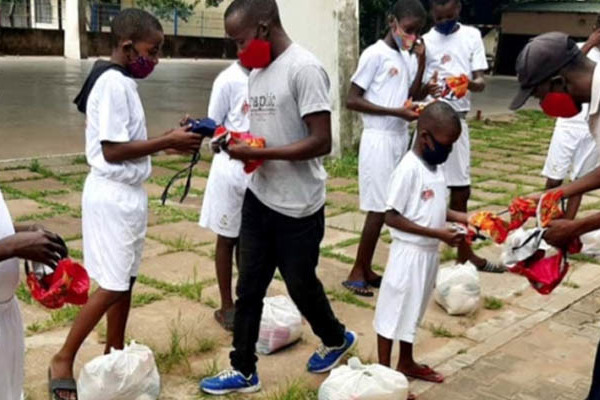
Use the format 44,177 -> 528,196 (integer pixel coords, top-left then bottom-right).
326,289 -> 374,310
483,296 -> 504,311
429,323 -> 456,338
137,273 -> 208,302
26,305 -> 81,335
132,292 -> 165,308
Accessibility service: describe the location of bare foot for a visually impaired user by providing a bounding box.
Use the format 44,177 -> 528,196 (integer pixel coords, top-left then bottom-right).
49,353 -> 77,400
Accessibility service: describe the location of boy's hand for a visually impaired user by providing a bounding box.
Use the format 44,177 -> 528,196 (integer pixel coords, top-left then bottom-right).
438,228 -> 466,247
543,219 -> 580,248
227,137 -> 259,161
396,107 -> 420,122
413,39 -> 426,63
5,230 -> 68,268
427,71 -> 442,98
166,125 -> 203,154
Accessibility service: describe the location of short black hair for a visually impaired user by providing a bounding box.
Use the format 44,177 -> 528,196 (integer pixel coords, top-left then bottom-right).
110,8 -> 163,48
391,0 -> 426,22
430,0 -> 460,6
418,101 -> 461,135
225,0 -> 281,26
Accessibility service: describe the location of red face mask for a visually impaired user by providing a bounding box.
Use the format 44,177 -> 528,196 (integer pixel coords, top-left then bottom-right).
540,92 -> 580,118
238,39 -> 272,69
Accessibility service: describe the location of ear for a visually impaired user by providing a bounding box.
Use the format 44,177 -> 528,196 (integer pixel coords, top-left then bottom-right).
257,21 -> 269,39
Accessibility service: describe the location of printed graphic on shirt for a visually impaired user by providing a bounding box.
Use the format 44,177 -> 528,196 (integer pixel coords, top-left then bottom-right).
421,188 -> 435,201
250,93 -> 277,115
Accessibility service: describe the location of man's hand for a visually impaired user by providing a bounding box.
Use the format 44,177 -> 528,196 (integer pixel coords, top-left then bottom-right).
395,107 -> 420,122
2,230 -> 68,268
583,29 -> 600,54
543,219 -> 580,248
227,138 -> 259,161
166,125 -> 203,154
438,228 -> 466,247
426,71 -> 442,98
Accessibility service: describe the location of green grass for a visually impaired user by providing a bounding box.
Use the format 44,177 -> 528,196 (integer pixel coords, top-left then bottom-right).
429,323 -> 456,338
132,292 -> 164,308
149,201 -> 199,224
483,296 -> 504,310
562,280 -> 581,289
137,274 -> 205,302
327,289 -> 374,309
324,153 -> 358,178
320,247 -> 355,265
571,253 -> 600,265
69,247 -> 83,260
72,155 -> 87,165
15,282 -> 33,305
27,305 -> 81,335
261,380 -> 319,400
203,297 -> 219,309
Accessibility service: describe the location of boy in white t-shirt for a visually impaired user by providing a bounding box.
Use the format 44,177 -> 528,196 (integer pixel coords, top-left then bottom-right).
543,41 -> 600,220
375,102 -> 465,386
199,61 -> 250,331
49,9 -> 202,400
343,0 -> 431,297
423,0 -> 500,271
0,190 -> 67,400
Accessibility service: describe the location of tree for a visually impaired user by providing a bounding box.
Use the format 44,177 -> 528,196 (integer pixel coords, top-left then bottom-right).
136,0 -> 200,22
205,0 -> 224,6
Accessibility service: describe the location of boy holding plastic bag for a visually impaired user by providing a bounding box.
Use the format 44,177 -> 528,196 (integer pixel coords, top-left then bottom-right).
374,102 -> 466,386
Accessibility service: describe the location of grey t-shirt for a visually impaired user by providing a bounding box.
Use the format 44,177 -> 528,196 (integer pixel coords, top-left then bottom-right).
248,44 -> 331,218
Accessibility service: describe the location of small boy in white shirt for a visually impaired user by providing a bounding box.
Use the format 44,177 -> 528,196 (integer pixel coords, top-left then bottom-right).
343,0 -> 430,297
199,61 -> 250,331
423,0 -> 500,271
375,102 -> 466,385
49,9 -> 202,400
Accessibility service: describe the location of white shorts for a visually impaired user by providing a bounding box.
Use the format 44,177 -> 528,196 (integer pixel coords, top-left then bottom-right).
82,173 -> 147,292
199,152 -> 250,238
0,297 -> 24,400
542,125 -> 600,181
441,118 -> 471,187
374,240 -> 439,343
359,129 -> 410,212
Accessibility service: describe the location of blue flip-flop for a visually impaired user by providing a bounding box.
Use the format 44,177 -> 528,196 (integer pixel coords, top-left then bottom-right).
342,280 -> 374,297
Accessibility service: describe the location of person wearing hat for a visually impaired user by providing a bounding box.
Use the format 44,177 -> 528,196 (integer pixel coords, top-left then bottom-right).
511,31 -> 600,399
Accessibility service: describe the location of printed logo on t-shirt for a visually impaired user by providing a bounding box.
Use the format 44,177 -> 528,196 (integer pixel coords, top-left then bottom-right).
250,93 -> 277,114
389,67 -> 399,77
421,189 -> 435,201
242,100 -> 251,115
441,54 -> 452,65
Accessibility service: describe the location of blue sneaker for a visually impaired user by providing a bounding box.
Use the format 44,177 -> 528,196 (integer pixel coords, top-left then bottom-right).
199,369 -> 261,395
307,330 -> 357,373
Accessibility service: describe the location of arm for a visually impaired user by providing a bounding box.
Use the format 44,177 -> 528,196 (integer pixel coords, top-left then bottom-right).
447,209 -> 468,224
544,212 -> 600,248
385,209 -> 464,246
230,111 -> 332,161
551,166 -> 600,198
347,83 -> 418,121
468,70 -> 486,93
0,230 -> 67,266
102,126 -> 203,163
581,29 -> 600,55
409,41 -> 427,100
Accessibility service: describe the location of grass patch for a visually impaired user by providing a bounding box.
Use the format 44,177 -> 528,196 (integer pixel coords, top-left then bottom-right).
149,201 -> 199,224
440,247 -> 457,263
562,280 -> 580,289
15,282 -> 33,305
261,380 -> 319,400
69,247 -> 83,260
320,247 -> 355,265
137,274 -> 205,302
429,323 -> 455,338
483,296 -> 504,310
154,234 -> 197,252
571,253 -> 600,265
327,289 -> 374,310
72,155 -> 87,165
132,292 -> 164,308
203,297 -> 219,309
324,153 -> 358,178
27,305 -> 81,335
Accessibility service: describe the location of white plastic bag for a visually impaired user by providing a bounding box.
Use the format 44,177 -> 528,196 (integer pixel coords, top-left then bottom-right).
78,341 -> 160,400
318,357 -> 409,400
434,261 -> 481,315
256,296 -> 302,355
581,230 -> 600,256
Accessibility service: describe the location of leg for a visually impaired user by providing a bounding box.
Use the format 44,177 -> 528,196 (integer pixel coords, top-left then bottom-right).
230,191 -> 277,377
215,235 -> 237,310
276,207 -> 346,349
344,211 -> 385,294
377,335 -> 393,368
397,340 -> 416,370
397,340 -> 444,383
51,288 -> 126,399
104,277 -> 136,354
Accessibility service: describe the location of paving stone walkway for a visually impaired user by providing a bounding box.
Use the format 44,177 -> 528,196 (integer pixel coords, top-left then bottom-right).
2,111 -> 600,399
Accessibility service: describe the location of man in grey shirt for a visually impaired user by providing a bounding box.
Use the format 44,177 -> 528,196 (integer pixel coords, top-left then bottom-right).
200,0 -> 357,395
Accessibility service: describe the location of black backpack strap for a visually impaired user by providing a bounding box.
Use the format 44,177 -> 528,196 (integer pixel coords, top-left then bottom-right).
160,151 -> 201,205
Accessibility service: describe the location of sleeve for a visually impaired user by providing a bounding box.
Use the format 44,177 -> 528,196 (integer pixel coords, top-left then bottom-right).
207,73 -> 231,125
351,48 -> 378,91
470,29 -> 489,72
386,163 -> 415,214
97,77 -> 131,143
294,64 -> 332,117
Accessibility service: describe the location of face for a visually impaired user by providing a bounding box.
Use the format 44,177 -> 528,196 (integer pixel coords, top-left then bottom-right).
123,29 -> 164,66
431,0 -> 461,25
225,11 -> 268,54
390,15 -> 424,37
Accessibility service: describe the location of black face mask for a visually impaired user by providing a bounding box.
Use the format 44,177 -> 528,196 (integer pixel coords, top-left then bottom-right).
422,134 -> 452,166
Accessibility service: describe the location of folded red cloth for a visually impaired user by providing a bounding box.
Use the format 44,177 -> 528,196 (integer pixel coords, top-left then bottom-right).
26,258 -> 90,309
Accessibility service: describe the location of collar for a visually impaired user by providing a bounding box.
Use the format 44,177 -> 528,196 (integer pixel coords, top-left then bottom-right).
589,64 -> 600,116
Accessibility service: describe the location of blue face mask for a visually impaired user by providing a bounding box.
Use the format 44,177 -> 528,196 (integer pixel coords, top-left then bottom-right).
435,19 -> 458,35
422,135 -> 452,166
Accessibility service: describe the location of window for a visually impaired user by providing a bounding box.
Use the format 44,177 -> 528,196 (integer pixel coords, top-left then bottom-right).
34,0 -> 53,24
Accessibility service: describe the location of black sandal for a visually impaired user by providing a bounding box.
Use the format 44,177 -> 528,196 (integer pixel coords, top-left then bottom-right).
366,275 -> 382,288
48,368 -> 78,400
342,280 -> 374,297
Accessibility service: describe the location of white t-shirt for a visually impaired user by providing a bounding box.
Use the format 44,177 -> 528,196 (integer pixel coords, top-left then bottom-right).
208,62 -> 250,132
423,24 -> 488,112
351,40 -> 418,133
556,45 -> 600,130
85,69 -> 151,186
248,44 -> 331,218
0,190 -> 19,304
386,151 -> 447,247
